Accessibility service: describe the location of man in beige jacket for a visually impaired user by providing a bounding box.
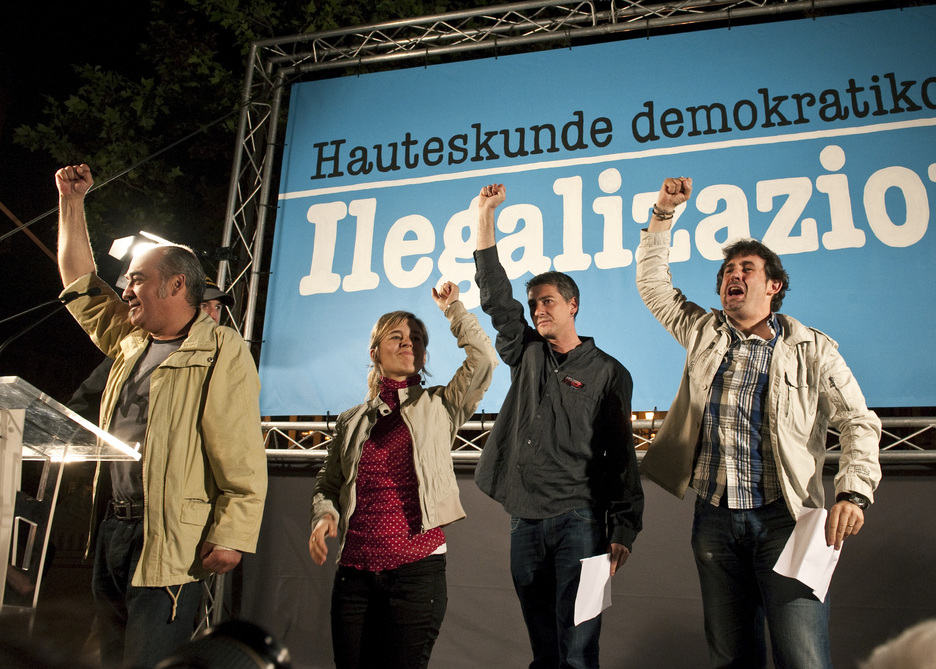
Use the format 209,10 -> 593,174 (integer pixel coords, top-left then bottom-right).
56,164 -> 267,669
637,176 -> 881,669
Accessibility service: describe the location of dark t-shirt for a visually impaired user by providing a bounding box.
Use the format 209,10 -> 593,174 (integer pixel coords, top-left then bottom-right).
109,336 -> 184,502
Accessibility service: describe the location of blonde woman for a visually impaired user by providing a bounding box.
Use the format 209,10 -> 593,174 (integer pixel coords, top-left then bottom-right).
309,281 -> 497,669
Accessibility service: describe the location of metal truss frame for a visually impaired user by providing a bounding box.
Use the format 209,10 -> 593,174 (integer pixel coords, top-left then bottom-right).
217,0 -> 936,454
213,0 -> 936,444
216,0 -> 936,450
262,416 -> 936,465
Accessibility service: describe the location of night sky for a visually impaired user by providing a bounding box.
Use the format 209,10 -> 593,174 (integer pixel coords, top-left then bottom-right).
1,3 -> 177,400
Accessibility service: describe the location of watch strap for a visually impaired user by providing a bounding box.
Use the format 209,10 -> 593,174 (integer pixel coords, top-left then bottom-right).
836,491 -> 870,509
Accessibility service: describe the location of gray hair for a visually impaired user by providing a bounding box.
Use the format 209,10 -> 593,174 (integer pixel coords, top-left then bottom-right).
153,244 -> 206,309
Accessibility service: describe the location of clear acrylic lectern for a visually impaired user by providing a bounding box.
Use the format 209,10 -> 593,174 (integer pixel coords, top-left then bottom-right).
1,376 -> 139,616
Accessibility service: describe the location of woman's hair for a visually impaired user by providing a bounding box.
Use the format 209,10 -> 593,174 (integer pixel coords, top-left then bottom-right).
366,311 -> 430,400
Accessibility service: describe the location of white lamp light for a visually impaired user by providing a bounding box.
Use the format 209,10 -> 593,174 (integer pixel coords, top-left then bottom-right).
108,231 -> 175,288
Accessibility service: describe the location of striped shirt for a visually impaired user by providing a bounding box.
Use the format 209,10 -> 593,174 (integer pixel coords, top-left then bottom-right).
692,314 -> 782,509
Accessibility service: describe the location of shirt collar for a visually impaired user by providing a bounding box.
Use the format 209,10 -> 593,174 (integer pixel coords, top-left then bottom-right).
722,312 -> 781,344
378,375 -> 421,407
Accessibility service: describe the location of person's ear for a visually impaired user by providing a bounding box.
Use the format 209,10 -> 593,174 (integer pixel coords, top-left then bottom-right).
170,274 -> 185,297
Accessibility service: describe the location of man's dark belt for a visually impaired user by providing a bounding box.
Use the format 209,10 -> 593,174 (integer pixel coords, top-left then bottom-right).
109,500 -> 145,520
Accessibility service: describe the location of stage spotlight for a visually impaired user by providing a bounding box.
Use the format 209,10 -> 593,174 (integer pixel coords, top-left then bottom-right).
154,620 -> 291,669
108,231 -> 175,289
109,231 -> 174,261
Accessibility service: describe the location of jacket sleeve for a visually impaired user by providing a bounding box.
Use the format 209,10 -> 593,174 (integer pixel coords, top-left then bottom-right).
311,413 -> 349,526
62,273 -> 137,359
474,245 -> 535,367
635,230 -> 708,349
816,337 -> 882,502
200,329 -> 268,553
440,301 -> 498,429
602,366 -> 644,549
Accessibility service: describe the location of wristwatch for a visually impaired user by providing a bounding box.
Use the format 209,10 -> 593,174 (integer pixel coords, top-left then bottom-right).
836,491 -> 870,510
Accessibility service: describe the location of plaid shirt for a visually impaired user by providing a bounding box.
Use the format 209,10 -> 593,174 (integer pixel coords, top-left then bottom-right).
692,314 -> 782,509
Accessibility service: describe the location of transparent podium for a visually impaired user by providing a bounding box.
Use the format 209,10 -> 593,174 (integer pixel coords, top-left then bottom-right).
1,376 -> 139,618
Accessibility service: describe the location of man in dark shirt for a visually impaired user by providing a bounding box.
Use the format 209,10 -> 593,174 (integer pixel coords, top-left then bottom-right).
473,183 -> 644,668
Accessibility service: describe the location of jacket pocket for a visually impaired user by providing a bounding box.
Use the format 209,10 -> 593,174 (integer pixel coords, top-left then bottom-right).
180,498 -> 212,526
554,386 -> 599,456
688,340 -> 720,387
827,375 -> 854,413
162,348 -> 215,369
782,370 -> 806,418
781,370 -> 817,442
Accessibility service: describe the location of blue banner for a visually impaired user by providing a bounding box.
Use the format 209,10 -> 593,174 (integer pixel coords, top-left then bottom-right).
259,6 -> 936,416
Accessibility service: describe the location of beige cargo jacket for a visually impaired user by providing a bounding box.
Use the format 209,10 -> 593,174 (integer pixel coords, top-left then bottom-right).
636,231 -> 881,519
64,273 -> 267,587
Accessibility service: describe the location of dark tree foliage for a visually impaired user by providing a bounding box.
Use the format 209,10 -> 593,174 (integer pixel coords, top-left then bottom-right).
13,0 -> 486,252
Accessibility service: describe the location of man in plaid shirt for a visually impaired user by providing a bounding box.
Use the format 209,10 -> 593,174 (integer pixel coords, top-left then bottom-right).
636,176 -> 881,669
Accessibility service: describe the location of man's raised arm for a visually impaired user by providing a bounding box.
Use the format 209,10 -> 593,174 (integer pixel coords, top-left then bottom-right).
648,177 -> 692,233
55,164 -> 97,286
476,183 -> 506,250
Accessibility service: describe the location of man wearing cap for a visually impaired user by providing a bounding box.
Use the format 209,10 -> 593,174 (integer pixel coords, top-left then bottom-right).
200,280 -> 235,326
55,163 -> 267,669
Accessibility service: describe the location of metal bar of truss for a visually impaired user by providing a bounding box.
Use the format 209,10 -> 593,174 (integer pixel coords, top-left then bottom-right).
274,0 -> 883,78
260,416 -> 936,464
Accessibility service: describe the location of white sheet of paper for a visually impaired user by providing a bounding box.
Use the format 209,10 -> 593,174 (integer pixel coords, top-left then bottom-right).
574,553 -> 613,625
773,507 -> 840,603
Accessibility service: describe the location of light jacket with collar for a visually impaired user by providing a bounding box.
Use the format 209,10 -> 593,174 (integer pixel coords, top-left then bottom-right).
635,230 -> 881,519
63,273 -> 268,587
311,301 -> 497,563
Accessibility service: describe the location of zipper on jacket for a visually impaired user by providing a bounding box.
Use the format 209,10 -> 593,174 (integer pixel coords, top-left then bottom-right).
828,376 -> 853,413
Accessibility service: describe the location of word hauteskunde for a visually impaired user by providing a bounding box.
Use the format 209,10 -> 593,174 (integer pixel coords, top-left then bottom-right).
304,73 -> 936,181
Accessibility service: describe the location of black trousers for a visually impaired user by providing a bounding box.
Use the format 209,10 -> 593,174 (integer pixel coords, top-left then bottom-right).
330,554 -> 447,669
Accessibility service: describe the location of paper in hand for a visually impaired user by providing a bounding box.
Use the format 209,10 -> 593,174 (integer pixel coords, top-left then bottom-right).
574,553 -> 613,625
773,507 -> 840,602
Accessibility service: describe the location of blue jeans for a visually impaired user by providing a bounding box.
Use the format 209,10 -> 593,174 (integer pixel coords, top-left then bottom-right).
92,516 -> 202,669
510,508 -> 607,669
330,554 -> 447,669
691,497 -> 833,669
